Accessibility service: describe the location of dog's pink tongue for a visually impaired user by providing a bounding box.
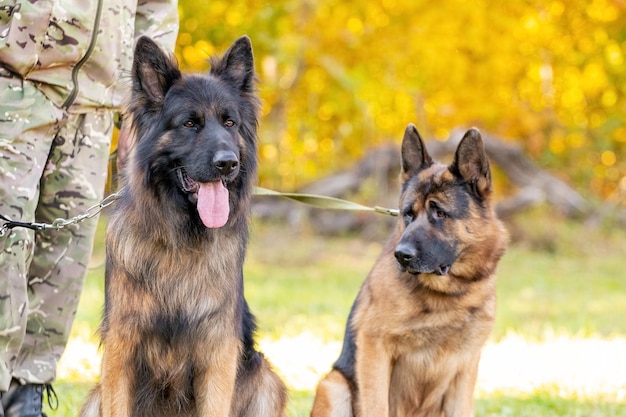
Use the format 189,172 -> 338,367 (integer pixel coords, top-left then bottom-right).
197,181 -> 229,228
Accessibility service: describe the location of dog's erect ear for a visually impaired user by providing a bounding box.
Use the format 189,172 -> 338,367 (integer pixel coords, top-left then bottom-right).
401,123 -> 433,182
210,36 -> 255,93
450,128 -> 492,199
132,36 -> 181,106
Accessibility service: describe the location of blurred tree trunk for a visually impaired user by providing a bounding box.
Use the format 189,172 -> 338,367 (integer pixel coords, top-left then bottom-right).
432,128 -> 589,219
253,128 -> 591,235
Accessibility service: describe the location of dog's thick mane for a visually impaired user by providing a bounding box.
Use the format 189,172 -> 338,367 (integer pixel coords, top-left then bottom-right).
114,38 -> 260,248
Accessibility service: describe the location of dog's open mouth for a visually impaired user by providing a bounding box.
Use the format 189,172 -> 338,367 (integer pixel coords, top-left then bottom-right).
177,168 -> 229,228
177,168 -> 199,193
398,263 -> 451,276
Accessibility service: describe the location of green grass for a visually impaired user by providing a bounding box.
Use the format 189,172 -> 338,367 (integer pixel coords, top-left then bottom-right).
495,247 -> 626,339
45,210 -> 626,416
475,392 -> 626,417
46,381 -> 92,417
243,222 -> 378,340
286,390 -> 626,417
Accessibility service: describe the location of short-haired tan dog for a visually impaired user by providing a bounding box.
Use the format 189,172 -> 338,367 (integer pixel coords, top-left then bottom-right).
311,124 -> 508,417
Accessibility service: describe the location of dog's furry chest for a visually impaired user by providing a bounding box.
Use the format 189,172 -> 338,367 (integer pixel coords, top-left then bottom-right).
387,348 -> 481,416
360,271 -> 496,348
103,220 -> 245,338
379,295 -> 493,415
100,227 -> 247,415
400,292 -> 492,340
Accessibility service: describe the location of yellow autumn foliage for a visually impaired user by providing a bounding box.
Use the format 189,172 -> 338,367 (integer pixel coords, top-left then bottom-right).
172,0 -> 626,203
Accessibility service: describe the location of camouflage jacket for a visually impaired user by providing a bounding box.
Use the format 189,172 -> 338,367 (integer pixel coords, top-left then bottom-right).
0,0 -> 178,112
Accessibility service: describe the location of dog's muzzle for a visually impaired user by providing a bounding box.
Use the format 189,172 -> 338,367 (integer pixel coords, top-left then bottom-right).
394,243 -> 451,276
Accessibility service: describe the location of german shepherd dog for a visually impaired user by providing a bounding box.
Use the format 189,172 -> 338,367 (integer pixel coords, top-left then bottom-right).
311,124 -> 508,417
80,37 -> 286,417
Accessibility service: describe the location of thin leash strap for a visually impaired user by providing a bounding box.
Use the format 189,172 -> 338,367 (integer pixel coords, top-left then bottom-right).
254,187 -> 399,216
1,188 -> 397,236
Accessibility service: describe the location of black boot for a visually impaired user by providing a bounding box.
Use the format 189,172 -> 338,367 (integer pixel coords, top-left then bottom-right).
1,379 -> 56,417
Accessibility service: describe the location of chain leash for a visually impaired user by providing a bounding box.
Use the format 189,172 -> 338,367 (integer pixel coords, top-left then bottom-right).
1,187 -> 398,238
0,192 -> 120,238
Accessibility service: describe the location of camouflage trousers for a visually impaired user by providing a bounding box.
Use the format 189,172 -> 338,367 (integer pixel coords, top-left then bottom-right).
0,75 -> 112,391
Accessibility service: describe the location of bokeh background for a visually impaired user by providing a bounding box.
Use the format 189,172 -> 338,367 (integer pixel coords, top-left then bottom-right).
53,1 -> 626,416
174,0 -> 625,202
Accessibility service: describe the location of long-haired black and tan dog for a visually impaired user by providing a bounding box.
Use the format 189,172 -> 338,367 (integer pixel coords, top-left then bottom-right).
311,124 -> 508,417
80,36 -> 286,417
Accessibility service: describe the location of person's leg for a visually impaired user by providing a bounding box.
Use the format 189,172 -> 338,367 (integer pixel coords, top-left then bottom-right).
13,109 -> 113,386
0,76 -> 63,394
1,380 -> 50,417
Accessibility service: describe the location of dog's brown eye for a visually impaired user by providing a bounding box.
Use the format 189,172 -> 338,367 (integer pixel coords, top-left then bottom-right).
183,120 -> 195,128
434,207 -> 446,218
224,119 -> 235,128
429,201 -> 446,219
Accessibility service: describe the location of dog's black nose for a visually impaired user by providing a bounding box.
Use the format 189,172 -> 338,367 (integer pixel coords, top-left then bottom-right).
394,243 -> 417,267
213,150 -> 239,176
